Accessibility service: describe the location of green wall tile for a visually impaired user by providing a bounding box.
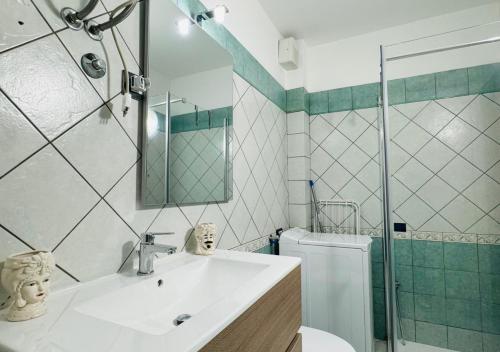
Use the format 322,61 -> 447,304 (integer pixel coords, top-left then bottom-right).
373,287 -> 386,315
482,302 -> 500,334
445,270 -> 480,300
286,88 -> 305,113
436,69 -> 469,99
479,244 -> 500,274
399,291 -> 415,319
416,321 -> 447,348
352,83 -> 379,109
388,79 -> 406,105
444,242 -> 478,272
329,87 -> 353,112
415,294 -> 446,324
371,237 -> 384,263
401,318 -> 416,342
309,91 -> 329,115
483,332 -> 500,352
373,261 -> 385,289
396,265 -> 414,292
414,267 -> 445,296
395,238 -> 413,266
468,63 -> 500,94
480,273 -> 500,304
448,327 -> 483,352
304,92 -> 311,114
374,313 -> 387,340
446,298 -> 482,331
413,240 -> 444,268
405,73 -> 436,102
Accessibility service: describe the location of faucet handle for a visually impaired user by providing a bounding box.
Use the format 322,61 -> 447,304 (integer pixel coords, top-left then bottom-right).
141,232 -> 175,244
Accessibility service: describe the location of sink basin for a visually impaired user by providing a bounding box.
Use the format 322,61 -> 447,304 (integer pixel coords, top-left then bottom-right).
76,257 -> 268,335
0,250 -> 300,352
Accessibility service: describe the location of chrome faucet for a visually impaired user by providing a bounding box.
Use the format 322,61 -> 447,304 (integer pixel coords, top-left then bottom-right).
137,232 -> 177,276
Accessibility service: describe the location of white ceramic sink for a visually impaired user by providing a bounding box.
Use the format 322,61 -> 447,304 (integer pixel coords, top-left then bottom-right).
76,257 -> 268,335
0,250 -> 300,352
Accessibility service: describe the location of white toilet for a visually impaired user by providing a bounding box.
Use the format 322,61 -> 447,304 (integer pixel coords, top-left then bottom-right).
300,326 -> 356,352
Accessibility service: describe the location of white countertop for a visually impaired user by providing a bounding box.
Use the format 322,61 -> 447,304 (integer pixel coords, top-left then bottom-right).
0,250 -> 301,352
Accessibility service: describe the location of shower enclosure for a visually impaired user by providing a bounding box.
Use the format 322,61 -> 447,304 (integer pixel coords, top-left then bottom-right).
378,22 -> 500,352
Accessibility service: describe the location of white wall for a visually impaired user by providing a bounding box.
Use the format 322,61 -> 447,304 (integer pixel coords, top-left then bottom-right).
301,3 -> 500,92
199,0 -> 286,87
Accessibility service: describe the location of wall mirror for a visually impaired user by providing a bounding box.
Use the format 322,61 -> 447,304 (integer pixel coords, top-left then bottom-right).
142,0 -> 233,207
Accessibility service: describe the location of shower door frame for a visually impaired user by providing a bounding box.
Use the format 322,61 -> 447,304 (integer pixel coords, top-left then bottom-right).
378,31 -> 500,352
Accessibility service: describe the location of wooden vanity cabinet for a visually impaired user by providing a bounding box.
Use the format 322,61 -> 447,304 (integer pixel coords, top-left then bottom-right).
200,266 -> 302,352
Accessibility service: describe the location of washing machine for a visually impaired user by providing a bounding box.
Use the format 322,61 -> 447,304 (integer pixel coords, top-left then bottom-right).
280,228 -> 374,352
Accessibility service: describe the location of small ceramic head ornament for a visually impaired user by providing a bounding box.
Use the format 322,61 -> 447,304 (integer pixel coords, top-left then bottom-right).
194,223 -> 217,255
1,251 -> 55,321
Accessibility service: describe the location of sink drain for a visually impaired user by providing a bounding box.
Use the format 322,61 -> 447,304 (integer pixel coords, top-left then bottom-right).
173,314 -> 192,326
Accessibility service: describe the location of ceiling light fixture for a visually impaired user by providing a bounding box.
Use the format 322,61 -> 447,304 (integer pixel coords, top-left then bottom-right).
196,5 -> 229,24
176,18 -> 192,36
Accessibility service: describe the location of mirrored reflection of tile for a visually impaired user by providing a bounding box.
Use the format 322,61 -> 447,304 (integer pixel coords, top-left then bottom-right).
0,0 -> 51,53
0,35 -> 102,139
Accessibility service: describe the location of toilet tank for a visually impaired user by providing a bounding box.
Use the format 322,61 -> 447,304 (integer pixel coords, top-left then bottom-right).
280,229 -> 374,352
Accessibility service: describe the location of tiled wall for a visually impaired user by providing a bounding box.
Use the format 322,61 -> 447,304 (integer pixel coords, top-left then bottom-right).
372,234 -> 500,352
0,0 -> 289,300
305,65 -> 500,351
169,127 -> 227,203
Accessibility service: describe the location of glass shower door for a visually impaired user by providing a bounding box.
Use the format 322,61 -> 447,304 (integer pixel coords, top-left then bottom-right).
379,22 -> 500,352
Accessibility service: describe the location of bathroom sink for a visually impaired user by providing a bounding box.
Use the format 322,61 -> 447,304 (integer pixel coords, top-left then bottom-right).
0,250 -> 300,352
75,257 -> 268,335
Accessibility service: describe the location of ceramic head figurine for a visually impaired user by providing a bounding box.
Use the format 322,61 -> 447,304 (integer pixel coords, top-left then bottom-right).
194,223 -> 217,255
1,251 -> 55,322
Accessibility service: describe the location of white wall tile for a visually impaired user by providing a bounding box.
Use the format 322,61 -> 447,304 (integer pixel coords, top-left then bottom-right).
287,112 -> 308,134
0,0 -> 51,52
0,35 -> 102,139
0,92 -> 46,176
0,145 -> 100,250
54,201 -> 138,281
54,106 -> 139,195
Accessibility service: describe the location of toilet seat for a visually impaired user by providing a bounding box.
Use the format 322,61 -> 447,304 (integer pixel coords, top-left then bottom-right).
299,326 -> 356,352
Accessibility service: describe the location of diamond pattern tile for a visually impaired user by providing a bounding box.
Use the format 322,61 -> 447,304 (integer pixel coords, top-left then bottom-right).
413,101 -> 455,135
441,195 -> 485,232
0,91 -> 46,176
436,118 -> 481,153
461,134 -> 500,172
396,195 -> 435,229
459,95 -> 500,132
0,145 -> 100,250
417,176 -> 458,211
438,156 -> 482,191
463,175 -> 499,213
54,106 -> 139,195
54,201 -> 138,282
395,158 -> 433,192
310,115 -> 335,144
338,144 -> 370,174
337,111 -> 370,141
394,121 -> 433,155
436,95 -> 475,115
415,138 -> 456,173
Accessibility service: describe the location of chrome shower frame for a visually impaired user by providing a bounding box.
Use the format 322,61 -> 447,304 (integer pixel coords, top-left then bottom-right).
379,26 -> 500,352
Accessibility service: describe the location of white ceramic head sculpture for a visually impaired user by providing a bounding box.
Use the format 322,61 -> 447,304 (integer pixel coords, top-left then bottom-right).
194,223 -> 217,255
0,251 -> 55,321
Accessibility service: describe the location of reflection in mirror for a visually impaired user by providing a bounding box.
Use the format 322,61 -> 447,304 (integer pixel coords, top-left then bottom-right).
142,0 -> 233,207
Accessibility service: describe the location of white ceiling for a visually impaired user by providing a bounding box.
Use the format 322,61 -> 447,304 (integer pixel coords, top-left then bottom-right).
257,0 -> 498,46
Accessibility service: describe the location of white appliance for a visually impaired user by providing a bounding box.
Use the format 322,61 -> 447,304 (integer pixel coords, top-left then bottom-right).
278,37 -> 299,70
280,228 -> 374,352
